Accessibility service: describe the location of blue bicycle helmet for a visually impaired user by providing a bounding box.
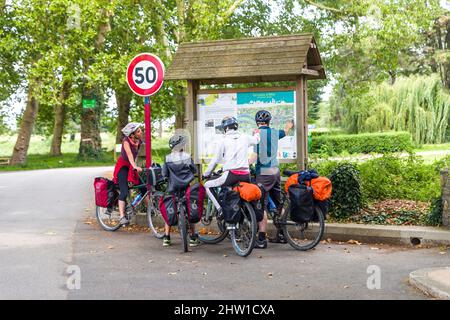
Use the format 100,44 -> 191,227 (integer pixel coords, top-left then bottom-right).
255,110 -> 272,124
221,116 -> 238,132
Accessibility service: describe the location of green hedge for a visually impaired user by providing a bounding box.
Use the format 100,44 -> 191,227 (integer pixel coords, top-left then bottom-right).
310,132 -> 414,155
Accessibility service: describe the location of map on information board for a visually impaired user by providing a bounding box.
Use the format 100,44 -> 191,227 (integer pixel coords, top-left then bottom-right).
196,90 -> 297,162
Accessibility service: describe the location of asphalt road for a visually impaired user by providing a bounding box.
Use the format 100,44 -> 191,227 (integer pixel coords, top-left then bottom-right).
0,167 -> 449,300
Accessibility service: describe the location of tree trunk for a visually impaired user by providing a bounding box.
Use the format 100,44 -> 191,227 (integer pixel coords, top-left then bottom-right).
115,90 -> 131,144
50,80 -> 71,156
158,119 -> 163,138
78,8 -> 112,159
10,89 -> 39,165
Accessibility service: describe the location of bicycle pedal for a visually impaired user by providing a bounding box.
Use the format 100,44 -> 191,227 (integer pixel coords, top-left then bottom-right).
227,225 -> 236,230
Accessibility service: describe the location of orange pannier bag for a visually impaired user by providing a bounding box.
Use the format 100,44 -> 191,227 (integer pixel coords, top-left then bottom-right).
306,177 -> 332,201
285,173 -> 299,193
284,174 -> 332,201
233,182 -> 262,202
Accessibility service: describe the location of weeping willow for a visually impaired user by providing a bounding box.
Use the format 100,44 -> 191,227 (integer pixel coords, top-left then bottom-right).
343,75 -> 450,144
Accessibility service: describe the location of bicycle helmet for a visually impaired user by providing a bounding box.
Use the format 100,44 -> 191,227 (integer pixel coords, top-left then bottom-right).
169,134 -> 187,149
121,122 -> 142,137
221,116 -> 238,132
255,110 -> 272,124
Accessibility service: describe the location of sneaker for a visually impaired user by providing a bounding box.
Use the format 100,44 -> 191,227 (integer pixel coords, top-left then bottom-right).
119,216 -> 130,226
254,239 -> 268,249
189,234 -> 200,247
163,236 -> 171,247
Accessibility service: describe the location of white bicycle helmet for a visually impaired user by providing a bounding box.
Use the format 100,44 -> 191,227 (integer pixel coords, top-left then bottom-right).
121,122 -> 142,137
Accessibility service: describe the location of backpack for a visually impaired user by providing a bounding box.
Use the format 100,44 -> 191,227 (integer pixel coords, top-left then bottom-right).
285,173 -> 332,201
219,187 -> 241,224
288,183 -> 315,223
233,182 -> 262,202
186,182 -> 206,223
94,177 -> 116,208
159,195 -> 178,226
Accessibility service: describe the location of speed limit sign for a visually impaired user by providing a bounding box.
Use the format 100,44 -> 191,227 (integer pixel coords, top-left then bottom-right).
126,53 -> 165,170
126,53 -> 165,97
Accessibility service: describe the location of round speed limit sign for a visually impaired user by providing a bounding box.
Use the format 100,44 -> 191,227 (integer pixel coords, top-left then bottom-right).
126,53 -> 165,97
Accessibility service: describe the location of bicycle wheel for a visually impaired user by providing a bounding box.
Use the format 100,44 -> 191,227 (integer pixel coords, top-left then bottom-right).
230,201 -> 257,257
147,191 -> 165,239
96,204 -> 121,231
198,200 -> 228,244
178,207 -> 189,253
281,204 -> 325,251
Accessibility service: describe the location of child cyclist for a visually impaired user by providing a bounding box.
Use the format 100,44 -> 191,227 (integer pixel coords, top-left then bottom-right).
203,116 -> 260,217
252,110 -> 294,248
161,134 -> 199,247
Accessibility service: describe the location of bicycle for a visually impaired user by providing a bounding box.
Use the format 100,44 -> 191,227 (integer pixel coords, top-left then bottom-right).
198,170 -> 258,257
96,168 -> 166,232
258,169 -> 325,251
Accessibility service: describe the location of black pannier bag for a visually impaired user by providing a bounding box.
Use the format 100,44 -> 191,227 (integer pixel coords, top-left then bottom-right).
148,165 -> 164,186
186,182 -> 206,223
288,184 -> 315,223
313,199 -> 330,222
159,195 -> 178,226
251,183 -> 265,223
219,187 -> 241,224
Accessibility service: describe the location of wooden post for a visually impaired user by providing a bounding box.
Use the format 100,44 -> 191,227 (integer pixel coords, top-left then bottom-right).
296,78 -> 306,170
303,76 -> 309,168
186,80 -> 201,175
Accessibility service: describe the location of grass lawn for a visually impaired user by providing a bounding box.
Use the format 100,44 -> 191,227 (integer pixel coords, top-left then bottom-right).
0,133 -> 171,171
414,142 -> 450,152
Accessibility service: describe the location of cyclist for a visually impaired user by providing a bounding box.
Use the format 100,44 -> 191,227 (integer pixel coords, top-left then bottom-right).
161,134 -> 198,247
113,122 -> 146,226
203,116 -> 260,217
252,110 -> 294,248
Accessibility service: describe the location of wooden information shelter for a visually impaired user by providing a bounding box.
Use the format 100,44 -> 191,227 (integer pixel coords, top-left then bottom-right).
165,33 -> 326,172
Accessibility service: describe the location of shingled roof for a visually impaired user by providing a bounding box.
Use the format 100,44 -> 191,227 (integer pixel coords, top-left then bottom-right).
165,34 -> 326,84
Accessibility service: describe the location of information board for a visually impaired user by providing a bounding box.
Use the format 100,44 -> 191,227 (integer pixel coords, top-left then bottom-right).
196,90 -> 297,162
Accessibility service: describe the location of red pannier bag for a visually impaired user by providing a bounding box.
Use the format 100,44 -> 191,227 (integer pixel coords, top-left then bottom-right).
94,177 -> 116,208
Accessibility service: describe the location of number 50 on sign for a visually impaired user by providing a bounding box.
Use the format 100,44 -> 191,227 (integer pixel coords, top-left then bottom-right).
126,53 -> 165,97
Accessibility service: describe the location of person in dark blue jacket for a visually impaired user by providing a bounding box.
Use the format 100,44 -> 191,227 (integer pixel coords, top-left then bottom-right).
253,110 -> 294,248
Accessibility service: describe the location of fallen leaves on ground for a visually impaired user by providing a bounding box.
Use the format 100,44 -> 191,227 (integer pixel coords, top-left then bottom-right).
349,199 -> 430,226
347,239 -> 362,245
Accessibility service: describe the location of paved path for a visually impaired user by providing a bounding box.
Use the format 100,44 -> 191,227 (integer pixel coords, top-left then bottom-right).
0,167 -> 449,299
0,167 -> 111,299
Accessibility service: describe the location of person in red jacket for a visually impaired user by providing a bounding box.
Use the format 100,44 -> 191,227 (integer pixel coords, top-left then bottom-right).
113,122 -> 145,226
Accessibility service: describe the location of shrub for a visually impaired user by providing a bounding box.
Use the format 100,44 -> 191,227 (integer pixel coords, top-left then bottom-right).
328,163 -> 363,219
425,197 -> 443,226
358,155 -> 441,202
310,132 -> 414,155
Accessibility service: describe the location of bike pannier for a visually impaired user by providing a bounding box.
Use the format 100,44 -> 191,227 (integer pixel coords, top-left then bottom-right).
219,187 -> 241,224
159,195 -> 178,226
285,173 -> 332,201
94,177 -> 116,208
148,164 -> 164,186
186,182 -> 206,223
288,184 -> 314,223
251,183 -> 265,223
233,182 -> 262,202
313,199 -> 329,222
306,177 -> 332,201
